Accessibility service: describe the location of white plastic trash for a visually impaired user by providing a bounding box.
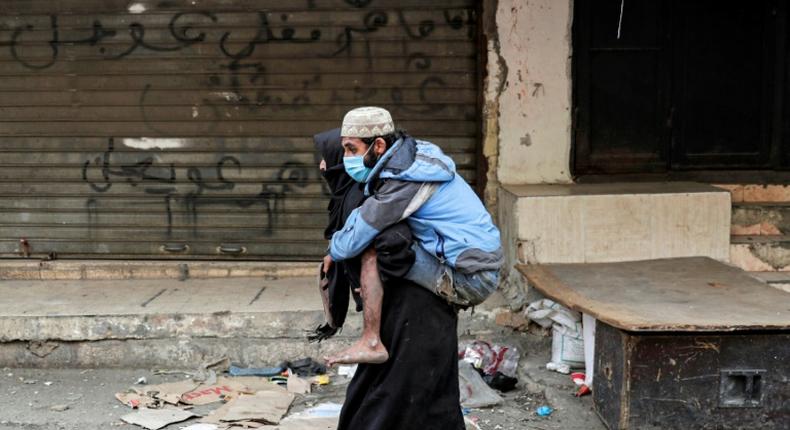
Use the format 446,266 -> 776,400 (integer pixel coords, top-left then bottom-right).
582,313 -> 596,387
526,299 -> 585,371
458,361 -> 503,408
550,321 -> 585,369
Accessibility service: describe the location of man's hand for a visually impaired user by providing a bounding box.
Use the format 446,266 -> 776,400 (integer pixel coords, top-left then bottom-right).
322,254 -> 333,274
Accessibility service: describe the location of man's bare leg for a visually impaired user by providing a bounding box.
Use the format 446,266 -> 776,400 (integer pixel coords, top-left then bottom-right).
325,247 -> 389,366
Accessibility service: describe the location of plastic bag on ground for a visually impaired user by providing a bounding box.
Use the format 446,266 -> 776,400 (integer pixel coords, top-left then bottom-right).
526,299 -> 585,370
458,340 -> 519,378
458,361 -> 503,408
525,299 -> 580,330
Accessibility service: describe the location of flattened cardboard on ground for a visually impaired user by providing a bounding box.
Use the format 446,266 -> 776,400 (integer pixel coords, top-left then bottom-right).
286,374 -> 311,395
182,376 -> 285,406
115,390 -> 158,409
181,378 -> 253,405
135,380 -> 201,405
120,407 -> 197,430
223,391 -> 294,423
225,376 -> 288,394
201,390 -> 294,425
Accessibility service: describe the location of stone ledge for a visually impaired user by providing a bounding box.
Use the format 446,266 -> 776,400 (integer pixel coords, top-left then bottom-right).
0,276 -> 501,367
0,337 -> 354,369
499,182 -> 731,265
0,259 -> 315,281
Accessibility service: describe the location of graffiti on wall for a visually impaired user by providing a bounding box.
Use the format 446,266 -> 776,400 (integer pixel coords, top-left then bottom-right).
0,2 -> 476,244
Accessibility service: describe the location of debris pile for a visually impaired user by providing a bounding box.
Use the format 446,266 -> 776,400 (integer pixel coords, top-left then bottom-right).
459,340 -> 520,394
114,357 -> 336,430
526,299 -> 585,374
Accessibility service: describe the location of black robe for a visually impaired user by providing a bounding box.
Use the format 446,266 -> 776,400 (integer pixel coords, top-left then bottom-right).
337,278 -> 466,430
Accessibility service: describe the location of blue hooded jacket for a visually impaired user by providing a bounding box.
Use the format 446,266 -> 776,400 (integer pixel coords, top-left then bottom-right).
329,135 -> 503,274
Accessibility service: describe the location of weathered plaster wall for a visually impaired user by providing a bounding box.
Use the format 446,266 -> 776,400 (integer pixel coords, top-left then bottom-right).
481,0 -> 505,210
482,0 -> 576,307
488,0 -> 574,187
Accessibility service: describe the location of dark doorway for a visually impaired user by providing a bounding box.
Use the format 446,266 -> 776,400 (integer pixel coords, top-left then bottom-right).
573,0 -> 788,180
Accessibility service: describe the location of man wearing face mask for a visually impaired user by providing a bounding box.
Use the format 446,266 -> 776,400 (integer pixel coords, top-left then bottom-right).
323,106 -> 504,366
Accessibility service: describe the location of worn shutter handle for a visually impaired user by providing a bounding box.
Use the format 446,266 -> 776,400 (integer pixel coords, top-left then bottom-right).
161,243 -> 189,253
218,244 -> 246,255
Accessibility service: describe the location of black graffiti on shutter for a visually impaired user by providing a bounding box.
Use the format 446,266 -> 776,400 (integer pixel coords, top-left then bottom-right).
390,76 -> 448,114
81,138 -> 176,192
397,10 -> 435,40
3,12 -> 218,68
218,12 -> 321,60
444,9 -> 477,39
2,4 -> 475,243
1,7 -> 473,67
325,10 -> 388,68
1,7 -> 471,115
81,138 -> 313,237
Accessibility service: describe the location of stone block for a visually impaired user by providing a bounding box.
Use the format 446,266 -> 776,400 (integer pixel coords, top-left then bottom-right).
499,182 -> 731,265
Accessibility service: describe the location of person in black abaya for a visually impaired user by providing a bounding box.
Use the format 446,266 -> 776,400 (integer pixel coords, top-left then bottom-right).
313,129 -> 465,430
313,128 -> 366,339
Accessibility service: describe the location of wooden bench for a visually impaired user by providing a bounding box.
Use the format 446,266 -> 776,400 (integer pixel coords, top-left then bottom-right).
518,257 -> 790,430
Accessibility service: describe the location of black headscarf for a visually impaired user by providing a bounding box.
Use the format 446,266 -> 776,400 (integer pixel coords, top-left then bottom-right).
310,128 -> 365,341
314,128 -> 365,240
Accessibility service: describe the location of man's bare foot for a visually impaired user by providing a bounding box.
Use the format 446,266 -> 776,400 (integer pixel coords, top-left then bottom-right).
325,338 -> 389,367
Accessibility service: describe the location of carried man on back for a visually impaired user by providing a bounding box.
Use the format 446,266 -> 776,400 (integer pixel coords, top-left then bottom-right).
322,106 -> 504,366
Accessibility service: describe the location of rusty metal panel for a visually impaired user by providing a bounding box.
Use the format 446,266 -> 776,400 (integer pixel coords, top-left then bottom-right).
0,0 -> 480,259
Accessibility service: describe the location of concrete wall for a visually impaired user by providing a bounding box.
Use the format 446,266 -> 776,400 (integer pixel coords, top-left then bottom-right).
481,0 -> 576,306
482,0 -> 574,210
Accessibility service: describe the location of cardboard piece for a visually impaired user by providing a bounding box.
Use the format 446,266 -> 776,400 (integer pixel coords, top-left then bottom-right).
119,375 -> 285,410
202,391 -> 294,425
286,374 -> 311,395
223,376 -> 288,394
132,380 -> 201,405
120,407 -> 197,430
115,391 -> 158,409
181,378 -> 253,405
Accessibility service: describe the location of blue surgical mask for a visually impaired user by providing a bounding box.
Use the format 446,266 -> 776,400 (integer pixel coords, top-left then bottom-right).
343,144 -> 375,183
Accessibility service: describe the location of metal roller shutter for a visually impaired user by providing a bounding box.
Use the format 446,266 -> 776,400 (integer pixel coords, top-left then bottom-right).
0,0 -> 481,260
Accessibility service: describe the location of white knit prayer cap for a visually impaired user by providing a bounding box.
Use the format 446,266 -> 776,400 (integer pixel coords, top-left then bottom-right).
341,106 -> 395,138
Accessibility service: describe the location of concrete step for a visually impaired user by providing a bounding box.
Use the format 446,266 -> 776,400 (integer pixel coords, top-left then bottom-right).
0,276 -> 497,368
731,202 -> 790,236
730,235 -> 790,271
0,276 -> 344,368
0,259 -> 315,281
